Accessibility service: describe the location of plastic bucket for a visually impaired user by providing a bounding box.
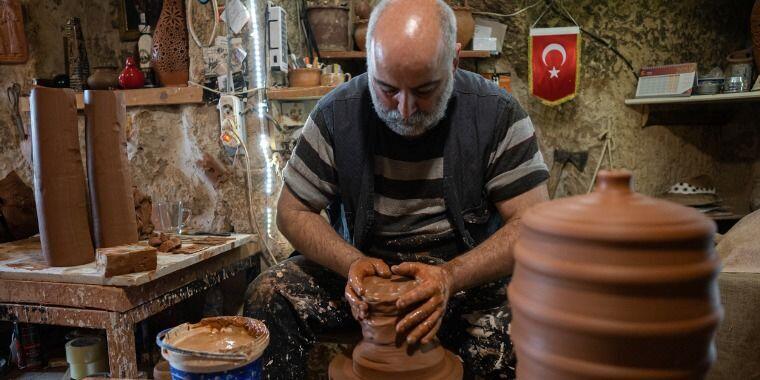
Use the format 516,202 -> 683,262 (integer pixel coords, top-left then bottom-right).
156,317 -> 269,380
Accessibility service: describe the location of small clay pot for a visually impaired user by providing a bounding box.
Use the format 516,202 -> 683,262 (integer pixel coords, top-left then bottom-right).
354,0 -> 372,20
153,360 -> 171,380
307,6 -> 350,51
288,68 -> 322,87
87,66 -> 119,90
452,6 -> 475,48
354,20 -> 368,52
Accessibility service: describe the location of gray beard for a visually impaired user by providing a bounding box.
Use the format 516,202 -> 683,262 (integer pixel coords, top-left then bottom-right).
369,70 -> 454,138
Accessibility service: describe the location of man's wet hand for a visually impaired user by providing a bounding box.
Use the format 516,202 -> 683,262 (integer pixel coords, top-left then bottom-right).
392,262 -> 453,346
345,257 -> 391,321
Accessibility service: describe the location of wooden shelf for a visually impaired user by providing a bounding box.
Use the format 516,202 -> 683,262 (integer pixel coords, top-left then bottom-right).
19,86 -> 204,112
318,50 -> 494,59
267,86 -> 337,101
625,91 -> 760,106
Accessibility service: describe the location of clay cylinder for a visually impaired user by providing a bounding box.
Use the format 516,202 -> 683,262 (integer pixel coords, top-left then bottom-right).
84,90 -> 139,248
508,170 -> 722,379
30,87 -> 94,266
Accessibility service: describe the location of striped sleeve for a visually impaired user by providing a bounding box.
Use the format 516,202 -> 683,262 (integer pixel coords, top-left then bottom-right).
282,113 -> 338,211
485,99 -> 549,202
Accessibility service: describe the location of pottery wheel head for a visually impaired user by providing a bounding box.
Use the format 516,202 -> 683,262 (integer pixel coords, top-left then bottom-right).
362,275 -> 417,305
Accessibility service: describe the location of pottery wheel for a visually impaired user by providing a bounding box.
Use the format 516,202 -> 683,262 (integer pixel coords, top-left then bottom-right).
328,349 -> 463,380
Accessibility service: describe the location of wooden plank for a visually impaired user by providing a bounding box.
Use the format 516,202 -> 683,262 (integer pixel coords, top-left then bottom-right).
18,87 -> 204,112
0,303 -> 111,328
0,243 -> 259,312
0,234 -> 255,286
625,91 -> 760,106
318,50 -> 492,59
268,86 -> 336,100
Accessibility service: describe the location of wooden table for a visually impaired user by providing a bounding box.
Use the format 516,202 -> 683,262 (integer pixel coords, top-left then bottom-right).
0,234 -> 260,377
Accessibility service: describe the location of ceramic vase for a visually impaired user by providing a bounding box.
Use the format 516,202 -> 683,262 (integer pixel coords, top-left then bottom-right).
354,0 -> 371,19
119,57 -> 145,89
354,20 -> 368,51
452,6 -> 475,48
151,0 -> 189,86
508,170 -> 722,379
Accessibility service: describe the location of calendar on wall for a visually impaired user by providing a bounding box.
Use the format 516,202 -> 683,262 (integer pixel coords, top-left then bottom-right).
635,63 -> 697,98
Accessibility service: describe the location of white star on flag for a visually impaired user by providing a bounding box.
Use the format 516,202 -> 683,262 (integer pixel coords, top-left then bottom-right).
549,66 -> 560,78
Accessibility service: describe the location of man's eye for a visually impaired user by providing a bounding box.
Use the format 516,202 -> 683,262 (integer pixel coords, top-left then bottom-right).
383,87 -> 398,95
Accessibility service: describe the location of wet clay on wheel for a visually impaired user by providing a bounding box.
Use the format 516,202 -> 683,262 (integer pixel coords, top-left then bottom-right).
329,275 -> 463,380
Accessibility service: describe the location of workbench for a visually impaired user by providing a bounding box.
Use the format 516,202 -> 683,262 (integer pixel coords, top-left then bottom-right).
0,234 -> 260,377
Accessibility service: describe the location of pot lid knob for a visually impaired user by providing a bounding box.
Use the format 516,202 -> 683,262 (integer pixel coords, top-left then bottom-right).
594,170 -> 633,193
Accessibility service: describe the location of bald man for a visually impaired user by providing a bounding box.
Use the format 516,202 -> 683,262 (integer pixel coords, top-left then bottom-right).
244,0 -> 549,378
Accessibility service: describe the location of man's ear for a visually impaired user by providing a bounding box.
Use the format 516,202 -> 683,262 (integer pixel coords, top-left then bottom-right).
453,43 -> 461,71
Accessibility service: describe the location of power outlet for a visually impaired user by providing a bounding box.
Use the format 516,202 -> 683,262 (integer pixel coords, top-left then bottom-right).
218,95 -> 246,156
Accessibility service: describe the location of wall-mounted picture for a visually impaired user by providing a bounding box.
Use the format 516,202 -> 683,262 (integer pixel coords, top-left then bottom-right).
118,0 -> 163,41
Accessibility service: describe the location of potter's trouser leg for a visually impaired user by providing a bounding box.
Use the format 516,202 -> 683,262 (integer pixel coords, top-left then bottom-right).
439,280 -> 516,379
243,255 -> 356,380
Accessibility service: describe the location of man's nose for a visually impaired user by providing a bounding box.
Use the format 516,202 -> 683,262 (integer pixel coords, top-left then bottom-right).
395,91 -> 417,120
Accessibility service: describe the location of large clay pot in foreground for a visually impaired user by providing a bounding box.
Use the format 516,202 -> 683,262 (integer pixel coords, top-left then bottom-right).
508,170 -> 722,379
152,0 -> 189,86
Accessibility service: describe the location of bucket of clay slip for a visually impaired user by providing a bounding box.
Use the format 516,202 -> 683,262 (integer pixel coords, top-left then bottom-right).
156,316 -> 269,380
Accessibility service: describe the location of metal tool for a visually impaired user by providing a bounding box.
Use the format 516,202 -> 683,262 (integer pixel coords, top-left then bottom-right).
549,148 -> 588,199
6,83 -> 25,141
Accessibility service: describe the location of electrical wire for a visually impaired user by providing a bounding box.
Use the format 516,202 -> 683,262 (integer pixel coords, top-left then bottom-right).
472,0 -> 543,18
187,0 -> 220,48
188,81 -> 265,96
223,118 -> 279,265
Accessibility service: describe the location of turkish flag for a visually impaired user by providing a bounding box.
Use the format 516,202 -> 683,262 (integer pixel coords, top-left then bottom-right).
530,27 -> 581,106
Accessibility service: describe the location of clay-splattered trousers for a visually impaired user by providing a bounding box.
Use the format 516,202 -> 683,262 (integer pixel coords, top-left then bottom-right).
244,255 -> 516,379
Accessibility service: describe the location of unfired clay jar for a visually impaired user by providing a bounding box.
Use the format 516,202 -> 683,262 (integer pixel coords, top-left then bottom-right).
329,275 -> 463,380
508,170 -> 722,379
84,91 -> 139,249
452,6 -> 474,48
87,66 -> 119,90
30,88 -> 94,267
353,20 -> 368,52
152,0 -> 189,86
307,6 -> 351,51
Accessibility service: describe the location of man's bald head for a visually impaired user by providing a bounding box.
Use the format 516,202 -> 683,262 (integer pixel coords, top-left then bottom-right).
366,0 -> 457,75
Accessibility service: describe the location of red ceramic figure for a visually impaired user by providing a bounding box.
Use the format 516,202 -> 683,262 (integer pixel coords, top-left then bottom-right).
118,57 -> 145,89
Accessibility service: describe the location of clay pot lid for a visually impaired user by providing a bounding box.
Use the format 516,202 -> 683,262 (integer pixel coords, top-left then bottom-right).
523,170 -> 715,242
362,275 -> 417,304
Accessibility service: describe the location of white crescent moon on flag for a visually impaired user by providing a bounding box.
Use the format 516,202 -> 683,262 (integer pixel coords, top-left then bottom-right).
541,43 -> 567,66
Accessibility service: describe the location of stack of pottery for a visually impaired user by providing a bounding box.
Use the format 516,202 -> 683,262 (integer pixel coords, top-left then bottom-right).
62,17 -> 90,91
353,0 -> 371,51
329,276 -> 463,380
508,170 -> 722,379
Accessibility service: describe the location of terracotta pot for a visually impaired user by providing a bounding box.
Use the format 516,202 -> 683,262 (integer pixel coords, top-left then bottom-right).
152,0 -> 189,86
752,0 -> 760,72
354,20 -> 368,51
452,6 -> 475,48
87,66 -> 119,90
118,57 -> 145,89
329,276 -> 462,379
508,170 -> 722,379
288,68 -> 322,87
354,0 -> 372,20
306,6 -> 350,51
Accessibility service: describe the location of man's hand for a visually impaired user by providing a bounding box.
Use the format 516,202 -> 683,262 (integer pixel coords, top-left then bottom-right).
345,257 -> 392,320
392,262 -> 453,346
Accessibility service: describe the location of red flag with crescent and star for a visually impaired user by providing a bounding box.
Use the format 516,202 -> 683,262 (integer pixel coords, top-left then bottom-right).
529,27 -> 581,106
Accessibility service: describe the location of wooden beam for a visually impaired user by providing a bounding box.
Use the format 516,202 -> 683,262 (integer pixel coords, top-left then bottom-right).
318,50 -> 493,59
19,87 -> 204,112
268,86 -> 337,100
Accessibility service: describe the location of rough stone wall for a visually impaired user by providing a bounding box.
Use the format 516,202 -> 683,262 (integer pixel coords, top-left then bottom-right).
1,0 -> 759,268
463,0 -> 760,213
